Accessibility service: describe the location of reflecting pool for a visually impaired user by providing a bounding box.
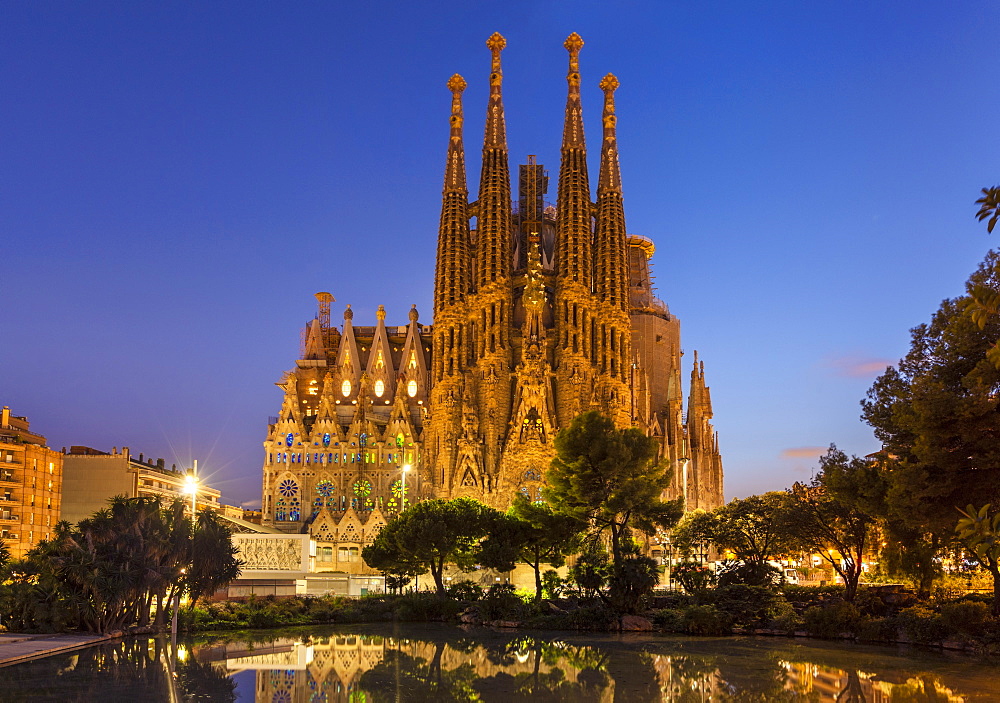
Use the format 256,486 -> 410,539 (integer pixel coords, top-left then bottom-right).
3,624 -> 1000,701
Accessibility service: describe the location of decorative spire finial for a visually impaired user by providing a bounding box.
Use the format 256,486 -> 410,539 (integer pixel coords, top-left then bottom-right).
564,32 -> 584,72
486,32 -> 506,73
376,304 -> 386,321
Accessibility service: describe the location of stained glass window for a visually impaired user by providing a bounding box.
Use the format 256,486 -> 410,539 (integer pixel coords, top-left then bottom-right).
353,479 -> 372,497
322,432 -> 331,447
278,479 -> 298,497
341,379 -> 352,396
285,433 -> 294,447
407,379 -> 418,397
374,379 -> 385,397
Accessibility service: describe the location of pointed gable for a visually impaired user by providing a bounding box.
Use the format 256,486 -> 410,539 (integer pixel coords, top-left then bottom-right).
334,305 -> 361,401
397,305 -> 428,404
365,305 -> 396,404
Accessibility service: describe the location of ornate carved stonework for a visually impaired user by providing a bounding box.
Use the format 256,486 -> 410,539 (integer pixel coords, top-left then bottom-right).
259,34 -> 725,556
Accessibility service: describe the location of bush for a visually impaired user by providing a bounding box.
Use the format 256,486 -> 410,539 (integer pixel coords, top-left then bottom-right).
541,570 -> 565,599
939,601 -> 991,640
447,581 -> 483,601
680,605 -> 732,635
802,602 -> 861,638
854,616 -> 899,643
479,584 -> 529,621
898,605 -> 949,644
672,561 -> 716,593
766,600 -> 800,633
650,607 -> 685,633
702,584 -> 781,629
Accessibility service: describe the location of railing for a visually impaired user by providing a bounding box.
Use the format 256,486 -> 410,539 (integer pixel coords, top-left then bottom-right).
0,455 -> 22,465
0,513 -> 19,521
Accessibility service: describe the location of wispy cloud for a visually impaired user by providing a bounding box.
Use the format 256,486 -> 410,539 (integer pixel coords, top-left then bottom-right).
241,499 -> 262,509
825,355 -> 894,378
781,447 -> 827,459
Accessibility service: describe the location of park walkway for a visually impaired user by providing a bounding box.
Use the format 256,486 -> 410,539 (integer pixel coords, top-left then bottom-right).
0,632 -> 112,667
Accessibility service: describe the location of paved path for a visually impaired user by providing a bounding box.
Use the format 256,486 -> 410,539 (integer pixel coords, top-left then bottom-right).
0,632 -> 113,667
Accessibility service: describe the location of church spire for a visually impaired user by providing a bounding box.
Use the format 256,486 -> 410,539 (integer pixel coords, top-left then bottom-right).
594,73 -> 628,311
434,74 -> 471,316
476,32 -> 513,291
555,32 -> 592,287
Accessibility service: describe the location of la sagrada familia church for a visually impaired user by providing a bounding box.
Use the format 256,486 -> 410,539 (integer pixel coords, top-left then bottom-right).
260,34 -> 724,546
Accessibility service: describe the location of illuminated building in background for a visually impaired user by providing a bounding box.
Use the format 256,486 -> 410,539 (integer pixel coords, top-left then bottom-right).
260,34 -> 724,553
0,405 -> 63,559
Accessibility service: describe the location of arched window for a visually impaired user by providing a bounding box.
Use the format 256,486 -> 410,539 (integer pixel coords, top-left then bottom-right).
407,379 -> 418,397
374,379 -> 385,397
341,379 -> 352,397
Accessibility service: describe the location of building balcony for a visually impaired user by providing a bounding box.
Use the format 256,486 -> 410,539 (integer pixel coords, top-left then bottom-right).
0,513 -> 20,522
0,471 -> 17,484
0,455 -> 22,466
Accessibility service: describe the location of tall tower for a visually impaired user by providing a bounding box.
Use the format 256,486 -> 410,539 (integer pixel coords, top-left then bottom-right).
467,32 -> 514,489
552,33 -> 597,428
262,33 -> 725,539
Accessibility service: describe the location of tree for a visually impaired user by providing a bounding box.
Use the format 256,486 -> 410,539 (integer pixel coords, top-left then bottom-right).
862,252 -> 1000,589
478,496 -> 585,601
185,509 -> 243,607
546,411 -> 683,612
955,503 -> 1000,615
362,498 -> 499,596
672,492 -> 794,587
976,186 -> 1000,234
784,448 -> 884,602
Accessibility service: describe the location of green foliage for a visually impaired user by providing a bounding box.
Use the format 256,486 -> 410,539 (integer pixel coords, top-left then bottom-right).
540,570 -> 565,599
956,503 -> 1000,615
0,496 -> 241,634
673,493 -> 795,580
478,583 -> 530,621
976,185 -> 1000,234
863,252 -> 1000,592
672,560 -> 716,593
547,411 -> 682,612
362,497 -> 500,596
716,560 -> 782,588
802,602 -> 861,638
446,580 -> 483,601
784,447 -> 882,602
478,496 -> 584,601
680,605 -> 733,635
567,541 -> 609,598
897,605 -> 950,644
701,584 -> 781,629
939,600 -> 992,639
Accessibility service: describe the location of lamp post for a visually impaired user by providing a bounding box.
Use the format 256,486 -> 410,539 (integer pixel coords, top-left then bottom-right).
184,473 -> 198,522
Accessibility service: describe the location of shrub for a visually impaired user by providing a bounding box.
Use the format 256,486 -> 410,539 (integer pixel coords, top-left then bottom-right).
854,616 -> 899,643
766,600 -> 800,633
897,605 -> 949,644
541,570 -> 565,599
672,561 -> 716,593
650,607 -> 685,633
939,601 -> 991,640
802,602 -> 861,638
479,583 -> 529,621
447,581 -> 483,601
703,584 -> 781,629
681,605 -> 732,635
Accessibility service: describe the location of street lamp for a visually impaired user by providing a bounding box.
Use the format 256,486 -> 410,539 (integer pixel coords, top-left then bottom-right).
184,473 -> 198,522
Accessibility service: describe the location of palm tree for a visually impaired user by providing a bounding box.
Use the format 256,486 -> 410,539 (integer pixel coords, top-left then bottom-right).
976,186 -> 1000,234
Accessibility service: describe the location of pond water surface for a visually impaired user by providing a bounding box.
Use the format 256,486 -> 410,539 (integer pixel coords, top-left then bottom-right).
2,624 -> 999,701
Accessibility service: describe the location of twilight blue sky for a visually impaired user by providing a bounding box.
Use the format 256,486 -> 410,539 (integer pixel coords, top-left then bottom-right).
3,2 -> 998,508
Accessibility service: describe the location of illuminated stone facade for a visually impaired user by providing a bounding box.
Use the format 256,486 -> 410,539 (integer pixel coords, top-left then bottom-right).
261,34 -> 724,548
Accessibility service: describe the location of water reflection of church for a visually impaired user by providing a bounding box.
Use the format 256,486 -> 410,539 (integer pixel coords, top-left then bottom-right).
196,633 -> 968,702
